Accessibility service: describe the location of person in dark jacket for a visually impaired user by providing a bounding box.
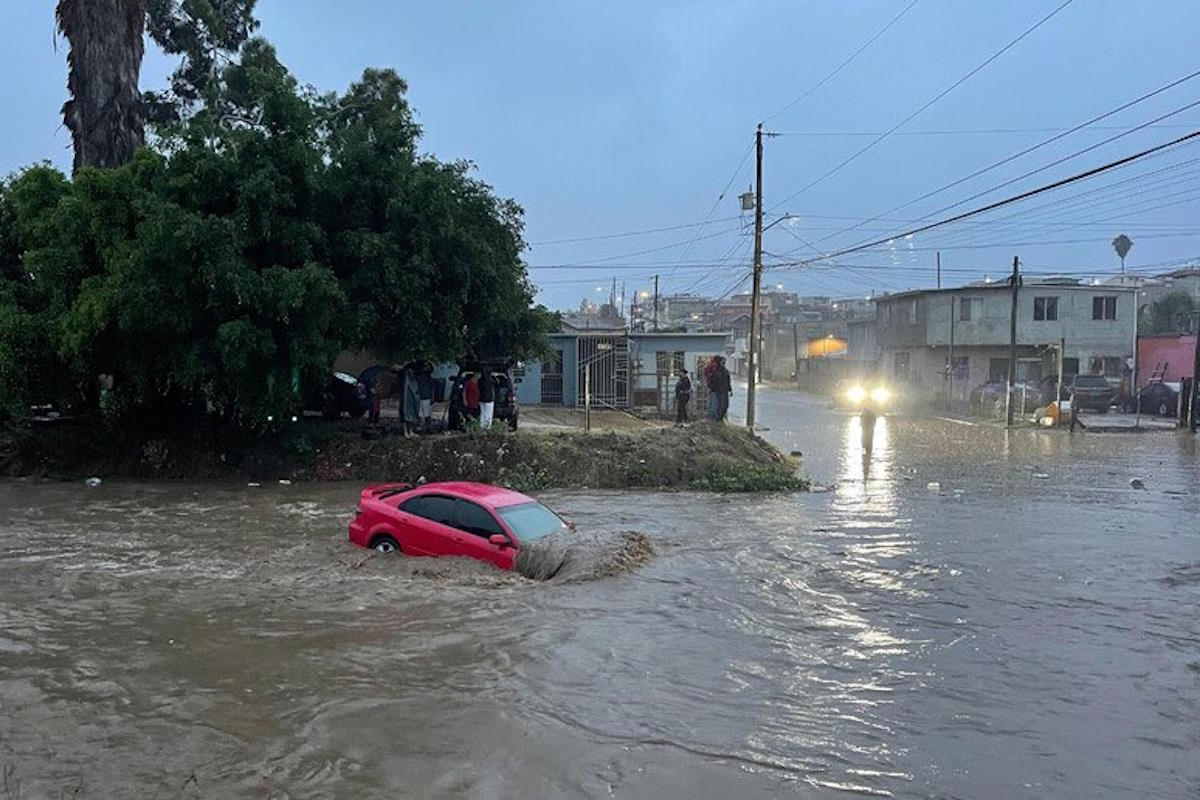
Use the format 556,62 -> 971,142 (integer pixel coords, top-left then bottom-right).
674,369 -> 692,424
708,356 -> 732,422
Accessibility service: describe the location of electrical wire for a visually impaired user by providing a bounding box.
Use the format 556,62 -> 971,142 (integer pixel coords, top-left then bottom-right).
769,0 -> 1075,212
763,0 -> 920,123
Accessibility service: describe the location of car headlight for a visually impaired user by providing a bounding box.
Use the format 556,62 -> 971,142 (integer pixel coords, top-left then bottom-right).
846,385 -> 866,403
870,387 -> 890,404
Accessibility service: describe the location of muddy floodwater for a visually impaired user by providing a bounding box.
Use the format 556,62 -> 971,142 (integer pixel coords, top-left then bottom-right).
2,387 -> 1199,798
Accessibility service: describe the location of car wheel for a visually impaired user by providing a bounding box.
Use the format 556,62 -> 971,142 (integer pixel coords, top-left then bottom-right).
370,534 -> 400,554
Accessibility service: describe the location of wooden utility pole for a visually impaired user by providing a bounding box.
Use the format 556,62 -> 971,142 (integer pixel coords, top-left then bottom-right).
1057,337 -> 1065,428
653,275 -> 659,332
792,322 -> 800,382
1191,311 -> 1200,432
947,296 -> 955,408
747,124 -> 765,431
936,251 -> 941,289
1005,256 -> 1020,427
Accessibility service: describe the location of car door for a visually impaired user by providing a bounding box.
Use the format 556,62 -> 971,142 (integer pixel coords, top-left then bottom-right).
397,495 -> 464,557
451,499 -> 516,570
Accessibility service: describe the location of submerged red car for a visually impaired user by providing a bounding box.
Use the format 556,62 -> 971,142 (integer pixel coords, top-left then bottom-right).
348,481 -> 569,570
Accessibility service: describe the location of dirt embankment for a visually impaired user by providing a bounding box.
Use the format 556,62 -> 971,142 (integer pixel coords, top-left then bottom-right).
1,421 -> 804,491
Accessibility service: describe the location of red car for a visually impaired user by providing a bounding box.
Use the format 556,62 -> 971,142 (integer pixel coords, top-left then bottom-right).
348,481 -> 569,570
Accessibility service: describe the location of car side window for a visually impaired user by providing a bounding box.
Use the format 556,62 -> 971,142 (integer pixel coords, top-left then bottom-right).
400,495 -> 457,527
454,500 -> 504,538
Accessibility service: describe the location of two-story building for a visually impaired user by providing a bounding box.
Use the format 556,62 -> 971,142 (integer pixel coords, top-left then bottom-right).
874,278 -> 1136,403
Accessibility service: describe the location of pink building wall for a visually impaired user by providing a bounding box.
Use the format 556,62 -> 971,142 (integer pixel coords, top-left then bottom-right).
1137,334 -> 1196,387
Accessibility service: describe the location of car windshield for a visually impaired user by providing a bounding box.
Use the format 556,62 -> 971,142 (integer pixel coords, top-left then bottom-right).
1075,376 -> 1108,387
497,501 -> 566,542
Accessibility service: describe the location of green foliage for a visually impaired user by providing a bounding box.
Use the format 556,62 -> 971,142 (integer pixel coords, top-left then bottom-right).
501,462 -> 551,493
144,0 -> 260,123
690,464 -> 810,493
1139,291 -> 1197,334
0,39 -> 551,428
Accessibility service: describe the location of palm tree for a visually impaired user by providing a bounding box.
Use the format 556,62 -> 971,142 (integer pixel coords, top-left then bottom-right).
56,0 -> 148,173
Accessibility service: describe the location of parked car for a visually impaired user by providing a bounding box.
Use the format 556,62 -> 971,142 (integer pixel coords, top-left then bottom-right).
1128,381 -> 1181,417
304,371 -> 369,419
448,368 -> 519,430
348,481 -> 570,570
1067,374 -> 1115,413
969,380 -> 1043,414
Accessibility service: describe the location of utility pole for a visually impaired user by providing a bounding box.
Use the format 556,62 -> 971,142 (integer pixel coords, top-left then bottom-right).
947,296 -> 955,408
792,322 -> 800,383
1132,288 -> 1140,428
936,251 -> 941,290
747,123 -> 765,431
1005,256 -> 1020,428
1057,338 -> 1065,428
1191,310 -> 1200,432
653,274 -> 659,332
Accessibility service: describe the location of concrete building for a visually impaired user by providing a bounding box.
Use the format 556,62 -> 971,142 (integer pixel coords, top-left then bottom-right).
515,330 -> 729,415
874,279 -> 1137,404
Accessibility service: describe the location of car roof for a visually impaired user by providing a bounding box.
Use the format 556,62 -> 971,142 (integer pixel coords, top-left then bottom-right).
410,481 -> 534,509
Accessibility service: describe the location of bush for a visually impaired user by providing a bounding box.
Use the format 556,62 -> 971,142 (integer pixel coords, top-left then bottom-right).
690,464 -> 809,493
500,462 -> 550,493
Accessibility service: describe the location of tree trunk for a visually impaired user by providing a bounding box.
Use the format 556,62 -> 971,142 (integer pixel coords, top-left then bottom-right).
57,0 -> 147,172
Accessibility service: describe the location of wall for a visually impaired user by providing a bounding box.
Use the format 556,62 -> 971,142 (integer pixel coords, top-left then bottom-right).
1138,334 -> 1197,386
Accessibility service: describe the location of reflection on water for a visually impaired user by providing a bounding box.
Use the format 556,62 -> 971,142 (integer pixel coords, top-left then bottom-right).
1,393 -> 1199,798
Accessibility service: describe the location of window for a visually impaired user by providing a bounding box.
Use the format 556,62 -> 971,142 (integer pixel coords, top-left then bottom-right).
1062,357 -> 1079,378
958,298 -> 973,321
989,358 -> 1009,383
1033,296 -> 1058,321
401,495 -> 458,527
908,300 -> 918,324
1092,296 -> 1117,320
497,501 -> 567,542
1089,357 -> 1123,376
454,500 -> 504,538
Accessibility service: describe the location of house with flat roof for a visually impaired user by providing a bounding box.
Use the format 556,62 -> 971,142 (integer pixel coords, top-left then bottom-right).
873,279 -> 1137,403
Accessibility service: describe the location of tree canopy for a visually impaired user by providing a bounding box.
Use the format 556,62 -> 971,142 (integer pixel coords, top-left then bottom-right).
1139,291 -> 1197,335
1,40 -> 553,425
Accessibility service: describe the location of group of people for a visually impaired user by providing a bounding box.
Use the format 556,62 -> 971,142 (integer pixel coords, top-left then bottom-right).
366,361 -> 436,437
448,367 -> 499,431
673,355 -> 732,424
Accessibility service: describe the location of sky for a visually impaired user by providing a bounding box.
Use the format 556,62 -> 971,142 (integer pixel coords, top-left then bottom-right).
3,1 -> 1200,311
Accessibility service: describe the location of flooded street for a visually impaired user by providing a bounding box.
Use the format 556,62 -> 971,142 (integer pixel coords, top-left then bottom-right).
2,387 -> 1199,798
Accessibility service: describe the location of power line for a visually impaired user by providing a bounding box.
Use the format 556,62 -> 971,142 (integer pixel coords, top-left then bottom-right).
769,0 -> 1075,212
528,215 -> 744,246
769,123 -> 1200,137
763,0 -> 920,123
665,138 -> 756,281
810,68 -> 1200,248
775,128 -> 1200,266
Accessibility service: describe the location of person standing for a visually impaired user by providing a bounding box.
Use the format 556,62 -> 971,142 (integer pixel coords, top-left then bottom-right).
417,363 -> 435,432
1069,389 -> 1087,433
710,356 -> 732,422
703,355 -> 720,420
674,368 -> 692,424
478,367 -> 496,430
402,364 -> 421,438
464,371 -> 481,425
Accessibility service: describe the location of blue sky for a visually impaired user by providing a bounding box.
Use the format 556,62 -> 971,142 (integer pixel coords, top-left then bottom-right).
4,1 -> 1199,310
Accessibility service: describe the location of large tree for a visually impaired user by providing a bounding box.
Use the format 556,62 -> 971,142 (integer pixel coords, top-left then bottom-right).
56,0 -> 147,172
56,0 -> 258,172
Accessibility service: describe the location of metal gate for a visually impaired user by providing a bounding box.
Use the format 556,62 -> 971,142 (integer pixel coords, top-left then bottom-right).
576,335 -> 629,408
541,349 -> 563,405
